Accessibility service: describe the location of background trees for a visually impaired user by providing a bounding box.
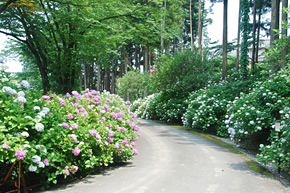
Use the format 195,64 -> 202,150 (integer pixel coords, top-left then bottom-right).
0,0 -> 288,95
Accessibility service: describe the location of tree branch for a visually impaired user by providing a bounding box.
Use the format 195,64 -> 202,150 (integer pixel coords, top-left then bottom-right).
0,0 -> 17,14
0,30 -> 26,43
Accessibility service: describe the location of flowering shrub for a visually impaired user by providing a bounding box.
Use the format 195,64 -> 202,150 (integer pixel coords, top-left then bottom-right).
183,78 -> 254,136
132,92 -> 188,123
226,69 -> 289,171
0,71 -> 140,188
257,112 -> 290,171
131,94 -> 156,119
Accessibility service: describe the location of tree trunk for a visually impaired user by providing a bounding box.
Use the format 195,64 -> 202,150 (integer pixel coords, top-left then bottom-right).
236,0 -> 241,71
255,11 -> 261,63
222,0 -> 228,80
84,62 -> 87,89
281,0 -> 288,68
135,46 -> 140,70
161,0 -> 166,55
124,55 -> 128,74
144,45 -> 149,73
97,64 -> 101,91
105,68 -> 110,92
251,0 -> 257,75
111,64 -> 116,94
198,0 -> 203,55
190,0 -> 194,51
270,0 -> 280,45
79,65 -> 83,90
149,44 -> 152,68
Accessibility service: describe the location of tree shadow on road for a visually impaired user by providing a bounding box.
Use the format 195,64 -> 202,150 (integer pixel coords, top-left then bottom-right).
33,161 -> 135,192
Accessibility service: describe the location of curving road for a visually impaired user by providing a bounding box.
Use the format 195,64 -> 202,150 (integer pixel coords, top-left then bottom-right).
40,119 -> 287,193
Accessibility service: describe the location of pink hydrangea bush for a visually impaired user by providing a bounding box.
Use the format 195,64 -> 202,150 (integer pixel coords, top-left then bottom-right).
0,71 -> 140,188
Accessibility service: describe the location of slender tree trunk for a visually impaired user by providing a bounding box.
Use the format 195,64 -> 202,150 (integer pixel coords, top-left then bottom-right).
144,45 -> 149,72
90,62 -> 94,89
222,0 -> 228,80
281,0 -> 288,68
236,0 -> 241,71
255,11 -> 261,63
161,0 -> 167,55
97,64 -> 101,91
149,44 -> 151,67
198,0 -> 203,54
79,65 -> 83,90
105,68 -> 110,92
135,46 -> 139,70
270,0 -> 280,45
124,55 -> 128,74
251,0 -> 257,74
190,0 -> 194,51
111,64 -> 116,94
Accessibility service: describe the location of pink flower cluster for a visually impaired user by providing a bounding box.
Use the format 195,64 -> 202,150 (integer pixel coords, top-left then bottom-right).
15,149 -> 27,159
43,158 -> 49,166
2,143 -> 9,149
67,113 -> 73,120
89,130 -> 101,139
68,134 -> 78,142
108,131 -> 115,137
70,165 -> 78,173
72,147 -> 80,156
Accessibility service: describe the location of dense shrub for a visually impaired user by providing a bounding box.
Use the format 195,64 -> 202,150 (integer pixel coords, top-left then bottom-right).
0,71 -> 140,188
257,112 -> 289,171
130,51 -> 220,123
131,94 -> 155,119
154,50 -> 219,94
226,69 -> 289,171
183,76 -> 256,136
116,70 -> 155,103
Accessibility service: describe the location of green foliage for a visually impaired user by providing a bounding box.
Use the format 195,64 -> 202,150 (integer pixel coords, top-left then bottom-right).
261,35 -> 290,70
116,70 -> 155,103
257,112 -> 290,171
240,0 -> 250,79
183,76 -> 255,136
154,50 -> 219,93
0,74 -> 140,188
226,69 -> 289,171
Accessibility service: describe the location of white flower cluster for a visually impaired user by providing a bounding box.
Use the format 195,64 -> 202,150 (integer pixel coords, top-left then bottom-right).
35,107 -> 50,120
29,155 -> 45,172
2,86 -> 17,95
35,123 -> 45,132
21,80 -> 30,89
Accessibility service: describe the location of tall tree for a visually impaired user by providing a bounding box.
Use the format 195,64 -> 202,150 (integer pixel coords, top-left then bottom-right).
270,0 -> 280,45
210,0 -> 228,79
198,0 -> 203,54
161,0 -> 167,55
281,0 -> 288,68
240,0 -> 250,79
222,0 -> 228,80
251,0 -> 257,74
236,0 -> 241,71
190,0 -> 194,51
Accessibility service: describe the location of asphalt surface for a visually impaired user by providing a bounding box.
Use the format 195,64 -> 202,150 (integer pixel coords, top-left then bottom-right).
39,119 -> 287,193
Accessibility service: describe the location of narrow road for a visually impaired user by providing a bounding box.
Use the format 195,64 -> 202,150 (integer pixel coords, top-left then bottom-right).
40,119 -> 287,193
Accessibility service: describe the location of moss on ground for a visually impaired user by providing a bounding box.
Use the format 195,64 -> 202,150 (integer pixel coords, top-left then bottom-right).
170,125 -> 273,177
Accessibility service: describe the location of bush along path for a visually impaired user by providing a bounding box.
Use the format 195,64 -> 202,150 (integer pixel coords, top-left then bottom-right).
0,72 -> 140,191
39,119 -> 287,193
132,68 -> 290,176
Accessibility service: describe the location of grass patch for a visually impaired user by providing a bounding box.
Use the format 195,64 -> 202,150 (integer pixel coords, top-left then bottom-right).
170,125 -> 273,177
246,161 -> 273,176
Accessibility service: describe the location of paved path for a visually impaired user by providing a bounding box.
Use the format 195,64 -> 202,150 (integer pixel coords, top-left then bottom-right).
40,119 -> 287,193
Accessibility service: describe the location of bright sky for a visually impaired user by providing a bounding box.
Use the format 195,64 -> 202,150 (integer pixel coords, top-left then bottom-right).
206,0 -> 239,43
0,33 -> 23,72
